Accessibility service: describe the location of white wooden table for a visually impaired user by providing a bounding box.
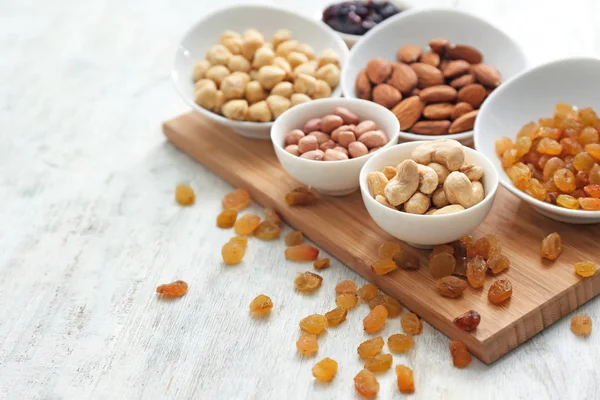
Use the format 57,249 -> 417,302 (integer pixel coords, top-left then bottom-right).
1,0 -> 599,399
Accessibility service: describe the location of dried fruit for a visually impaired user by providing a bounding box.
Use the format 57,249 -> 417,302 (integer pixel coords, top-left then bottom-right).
222,240 -> 246,265
401,313 -> 422,335
285,244 -> 319,261
285,230 -> 304,246
506,162 -> 532,190
285,187 -> 318,205
430,244 -> 455,259
537,137 -> 562,155
156,280 -> 188,296
584,184 -> 600,198
453,310 -> 481,331
571,313 -> 592,336
368,295 -> 403,317
488,279 -> 513,304
249,294 -> 273,315
234,214 -> 261,235
325,307 -> 348,327
487,253 -> 510,274
429,252 -> 456,279
371,258 -> 398,275
296,333 -> 318,355
377,242 -> 401,259
264,207 -> 281,226
553,168 -> 577,193
336,294 -> 359,310
358,283 -> 379,302
466,255 -> 486,288
175,184 -> 196,206
579,197 -> 600,210
364,305 -> 388,333
495,136 -> 514,156
388,333 -> 414,353
229,235 -> 247,248
364,353 -> 393,372
294,271 -> 323,293
253,220 -> 281,240
313,258 -> 330,270
449,340 -> 472,368
574,261 -> 597,278
300,314 -> 328,334
222,188 -> 250,210
556,194 -> 580,209
354,369 -> 379,399
312,358 -> 338,382
541,232 -> 562,260
393,249 -> 421,269
436,276 -> 467,298
358,336 -> 385,359
395,365 -> 415,394
216,209 -> 238,228
335,280 -> 357,294
467,237 -> 490,259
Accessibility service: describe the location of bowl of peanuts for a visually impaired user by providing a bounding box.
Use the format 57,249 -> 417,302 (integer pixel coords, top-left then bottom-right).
172,4 -> 348,140
475,57 -> 600,224
271,98 -> 400,196
359,139 -> 498,248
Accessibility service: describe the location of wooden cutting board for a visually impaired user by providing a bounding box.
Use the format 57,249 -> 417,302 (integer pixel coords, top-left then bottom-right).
163,111 -> 600,364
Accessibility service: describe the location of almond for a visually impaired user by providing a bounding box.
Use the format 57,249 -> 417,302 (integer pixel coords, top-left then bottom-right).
410,63 -> 444,88
423,103 -> 455,120
471,63 -> 501,88
419,85 -> 457,103
449,110 -> 479,133
457,83 -> 486,108
446,44 -> 482,64
372,84 -> 402,109
391,96 -> 425,130
388,63 -> 418,94
355,68 -> 372,100
429,38 -> 449,55
420,52 -> 440,67
450,73 -> 476,89
442,60 -> 471,78
451,102 -> 474,120
410,88 -> 421,96
397,45 -> 422,63
411,120 -> 451,135
366,58 -> 392,84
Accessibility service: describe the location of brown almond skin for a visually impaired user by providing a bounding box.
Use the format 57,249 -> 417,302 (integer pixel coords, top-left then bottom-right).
410,88 -> 421,96
442,60 -> 471,78
397,45 -> 422,63
355,68 -> 372,100
387,63 -> 418,94
451,102 -> 474,120
429,38 -> 449,55
471,63 -> 501,88
372,84 -> 402,109
391,96 -> 425,130
411,120 -> 451,135
449,110 -> 479,133
419,85 -> 457,103
450,73 -> 476,89
457,84 -> 487,108
446,44 -> 483,64
366,58 -> 392,84
423,103 -> 455,120
420,52 -> 440,67
410,63 -> 444,88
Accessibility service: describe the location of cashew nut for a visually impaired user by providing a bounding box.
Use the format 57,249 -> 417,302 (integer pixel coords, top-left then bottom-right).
432,187 -> 449,208
432,205 -> 465,215
384,159 -> 419,206
375,195 -> 395,209
425,208 -> 438,215
459,164 -> 484,181
382,166 -> 397,180
444,172 -> 474,208
411,139 -> 464,171
417,164 -> 439,194
367,171 -> 388,197
427,162 -> 450,184
466,181 -> 485,208
404,192 -> 431,214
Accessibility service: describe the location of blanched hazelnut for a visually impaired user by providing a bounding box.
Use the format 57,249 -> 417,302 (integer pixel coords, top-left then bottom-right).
227,55 -> 251,72
247,100 -> 272,122
271,57 -> 292,80
230,71 -> 250,86
263,42 -> 274,50
291,93 -> 311,106
287,51 -> 308,68
312,79 -> 332,99
245,80 -> 267,104
249,70 -> 259,81
214,90 -> 225,113
221,36 -> 243,55
296,43 -> 316,60
266,95 -> 291,119
192,60 -> 211,82
318,48 -> 340,67
205,65 -> 230,86
220,74 -> 246,100
257,65 -> 286,89
293,62 -> 317,78
276,40 -> 299,58
194,79 -> 216,92
241,29 -> 265,60
252,46 -> 276,69
194,85 -> 218,110
272,29 -> 292,49
206,44 -> 232,66
220,30 -> 241,41
222,99 -> 249,121
316,64 -> 340,88
271,81 -> 293,98
293,74 -> 317,95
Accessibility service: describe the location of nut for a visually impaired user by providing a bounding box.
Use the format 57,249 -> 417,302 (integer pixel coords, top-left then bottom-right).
287,51 -> 308,68
230,71 -> 250,86
324,149 -> 348,161
450,73 -> 476,89
247,100 -> 272,122
417,164 -> 439,194
275,40 -> 299,58
420,52 -> 440,67
227,55 -> 251,72
367,171 -> 389,197
412,140 -> 464,171
366,58 -> 392,84
411,120 -> 451,135
300,149 -> 325,161
245,80 -> 267,104
312,79 -> 332,99
391,96 -> 425,130
308,131 -> 330,145
375,195 -> 395,209
333,146 -> 348,156
266,95 -> 291,119
293,62 -> 318,78
303,118 -> 321,133
397,45 -> 422,63
459,164 -> 484,181
471,63 -> 501,88
446,44 -> 482,64
443,171 -> 473,208
318,48 -> 341,67
451,102 -> 474,120
449,110 -> 478,133
194,79 -> 217,92
354,121 -> 375,138
221,74 -> 246,100
214,90 -> 226,113
320,140 -> 336,151
432,204 -> 465,215
382,166 -> 397,180
271,81 -> 293,98
423,103 -> 455,120
457,84 -> 486,108
222,36 -> 243,55
355,68 -> 372,100
337,131 -> 356,148
320,115 -> 344,133
294,74 -> 317,95
429,38 -> 449,55
388,63 -> 418,94
332,126 -> 355,141
192,60 -> 211,82
410,63 -> 444,88
373,84 -> 402,109
285,144 -> 299,156
257,65 -> 286,89
272,29 -> 292,49
205,65 -> 230,86
316,64 -> 341,88
418,85 -> 457,103
442,60 -> 470,78
194,85 -> 218,110
291,93 -> 311,106
384,159 -> 419,206
334,107 -> 359,125
358,130 -> 387,149
348,141 -> 368,158
252,46 -> 276,69
425,208 -> 438,215
469,181 -> 485,207
297,135 -> 318,153
404,192 -> 431,214
296,43 -> 316,60
272,57 -> 292,79
206,44 -> 232,66
432,187 -> 449,208
284,129 -> 305,145
221,99 -> 249,121
427,162 -> 450,183
241,31 -> 264,60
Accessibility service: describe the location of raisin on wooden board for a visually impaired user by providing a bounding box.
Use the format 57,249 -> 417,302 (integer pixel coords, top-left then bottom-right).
540,232 -> 562,260
574,261 -> 597,277
488,279 -> 513,304
285,244 -> 319,261
285,187 -> 318,206
453,310 -> 481,331
378,242 -> 401,259
156,280 -> 188,297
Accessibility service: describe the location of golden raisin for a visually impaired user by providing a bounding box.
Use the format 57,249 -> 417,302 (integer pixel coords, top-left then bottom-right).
364,305 -> 388,333
401,313 -> 422,335
502,148 -> 518,168
485,234 -> 502,257
377,242 -> 401,259
335,280 -> 357,294
561,137 -> 583,155
285,187 -> 318,206
487,253 -> 510,274
579,197 -> 600,210
574,261 -> 597,278
553,168 -> 577,193
299,314 -> 328,334
585,143 -> 600,159
393,249 -> 421,269
296,333 -> 318,355
222,188 -> 250,211
253,220 -> 280,240
453,310 -> 481,331
364,354 -> 393,372
313,258 -> 331,270
579,127 -> 600,145
429,244 -> 455,259
488,279 -> 513,304
467,237 -> 490,259
294,272 -> 323,293
357,336 -> 384,359
429,252 -> 456,279
506,162 -> 532,190
285,244 -> 319,261
156,280 -> 188,296
584,184 -> 600,198
518,121 -> 539,138
590,164 -> 600,184
571,313 -> 592,336
388,334 -> 414,353
234,214 -> 261,235
216,209 -> 238,228
449,340 -> 472,368
336,294 -> 359,310
436,276 -> 467,298
325,307 -> 348,327
543,157 -> 565,180
249,294 -> 273,315
221,241 -> 246,265
264,208 -> 281,226
527,178 -> 547,201
284,230 -> 304,246
358,283 -> 379,302
466,255 -> 486,288
495,136 -> 514,156
312,358 -> 338,382
371,259 -> 398,275
537,137 -> 562,155
395,365 -> 415,394
229,235 -> 248,248
573,152 -> 595,172
541,232 -> 562,260
354,369 -> 379,399
515,136 -> 532,157
175,184 -> 195,206
556,194 -> 580,209
368,295 -> 402,317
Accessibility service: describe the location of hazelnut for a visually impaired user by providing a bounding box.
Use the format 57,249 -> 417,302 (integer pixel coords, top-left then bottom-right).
206,44 -> 232,66
252,46 -> 276,69
293,74 -> 317,95
296,43 -> 316,60
276,40 -> 299,58
205,65 -> 230,86
222,99 -> 249,121
192,60 -> 211,82
227,55 -> 251,73
287,51 -> 309,68
266,95 -> 291,119
372,84 -> 402,109
290,93 -> 311,106
194,85 -> 218,110
366,58 -> 392,84
272,29 -> 292,49
316,64 -> 340,88
312,79 -> 332,99
220,74 -> 246,100
245,81 -> 267,104
318,48 -> 340,67
213,90 -> 225,113
194,79 -> 216,92
221,36 -> 243,55
257,65 -> 286,89
271,57 -> 292,80
241,29 -> 265,60
293,61 -> 318,78
271,81 -> 294,98
230,71 -> 250,86
247,100 -> 272,122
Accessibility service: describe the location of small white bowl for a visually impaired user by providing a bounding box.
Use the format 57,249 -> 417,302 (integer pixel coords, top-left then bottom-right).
317,0 -> 413,48
340,8 -> 528,145
172,4 -> 348,140
475,57 -> 600,224
359,141 -> 499,248
271,98 -> 399,196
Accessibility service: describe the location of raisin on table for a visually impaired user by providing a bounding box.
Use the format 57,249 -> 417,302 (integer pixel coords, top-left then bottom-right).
395,365 -> 415,394
368,295 -> 402,317
571,313 -> 592,336
401,313 -> 423,335
294,272 -> 323,293
357,336 -> 384,359
354,369 -> 379,399
364,354 -> 392,372
222,241 -> 246,265
325,307 -> 348,327
336,294 -> 359,310
222,188 -> 250,211
249,294 -> 273,316
314,258 -> 330,270
574,261 -> 597,278
285,230 -> 304,246
296,333 -> 318,356
372,259 -> 398,275
429,252 -> 456,279
449,340 -> 472,368
540,232 -> 562,260
358,283 -> 379,302
285,187 -> 318,206
388,333 -> 414,353
175,185 -> 195,206
488,279 -> 513,305
466,255 -> 486,288
234,214 -> 261,236
285,244 -> 319,261
254,220 -> 281,240
312,358 -> 338,382
216,209 -> 237,228
335,280 -> 357,294
300,314 -> 328,334
377,242 -> 401,259
364,305 -> 388,333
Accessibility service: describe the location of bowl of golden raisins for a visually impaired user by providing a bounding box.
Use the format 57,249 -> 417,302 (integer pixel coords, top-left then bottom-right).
475,57 -> 600,223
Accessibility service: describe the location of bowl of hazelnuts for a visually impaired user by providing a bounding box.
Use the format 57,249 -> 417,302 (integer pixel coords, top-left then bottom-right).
172,4 -> 348,140
340,8 -> 527,144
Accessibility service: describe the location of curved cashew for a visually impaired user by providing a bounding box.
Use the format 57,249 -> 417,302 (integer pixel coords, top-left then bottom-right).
425,208 -> 438,215
384,159 -> 419,206
404,192 -> 431,214
417,164 -> 439,194
367,172 -> 388,198
433,204 -> 465,215
427,162 -> 450,184
411,139 -> 464,171
466,181 -> 485,208
459,164 -> 484,181
443,172 -> 473,208
375,195 -> 395,209
432,187 -> 449,208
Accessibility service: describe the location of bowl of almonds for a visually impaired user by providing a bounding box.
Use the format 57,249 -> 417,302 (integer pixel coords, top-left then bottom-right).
340,8 -> 527,144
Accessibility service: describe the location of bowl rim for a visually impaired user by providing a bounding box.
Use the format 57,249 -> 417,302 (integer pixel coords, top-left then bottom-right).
359,140 -> 499,219
271,97 -> 400,166
474,56 -> 600,218
171,3 -> 349,129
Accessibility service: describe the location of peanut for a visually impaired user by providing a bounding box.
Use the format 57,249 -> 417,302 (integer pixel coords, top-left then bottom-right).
334,107 -> 360,125
358,131 -> 388,149
320,115 -> 344,133
284,129 -> 305,146
324,149 -> 349,161
297,135 -> 318,154
348,142 -> 368,158
300,149 -> 325,161
337,131 -> 356,148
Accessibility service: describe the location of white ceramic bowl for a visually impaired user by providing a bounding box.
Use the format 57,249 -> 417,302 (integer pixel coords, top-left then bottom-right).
359,141 -> 499,248
172,4 -> 348,140
340,8 -> 528,145
475,57 -> 600,224
271,98 -> 399,196
317,0 -> 412,48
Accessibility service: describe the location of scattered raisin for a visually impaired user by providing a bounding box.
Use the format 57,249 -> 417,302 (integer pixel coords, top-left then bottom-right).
377,242 -> 401,259
364,305 -> 388,333
570,313 -> 592,336
401,313 -> 422,335
312,358 -> 338,382
487,253 -> 510,274
299,314 -> 328,334
221,240 -> 246,265
336,294 -> 359,310
357,283 -> 379,302
335,280 -> 357,294
357,336 -> 384,359
436,276 -> 467,298
285,244 -> 319,261
368,295 -> 402,317
222,188 -> 250,211
254,220 -> 281,240
395,365 -> 415,394
229,236 -> 248,249
175,184 -> 195,206
364,353 -> 393,372
449,340 -> 472,368
371,258 -> 398,275
156,280 -> 188,297
216,209 -> 237,228
388,333 -> 414,353
354,369 -> 379,399
296,332 -> 318,356
393,249 -> 421,269
234,214 -> 261,235
467,237 -> 490,259
466,255 -> 486,288
540,232 -> 562,260
264,207 -> 281,226
325,307 -> 348,327
294,272 -> 323,293
488,279 -> 513,304
285,230 -> 304,246
313,258 -> 330,270
429,252 -> 456,279
285,187 -> 318,206
574,261 -> 597,277
453,310 -> 481,331
249,294 -> 273,315
429,244 -> 455,259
